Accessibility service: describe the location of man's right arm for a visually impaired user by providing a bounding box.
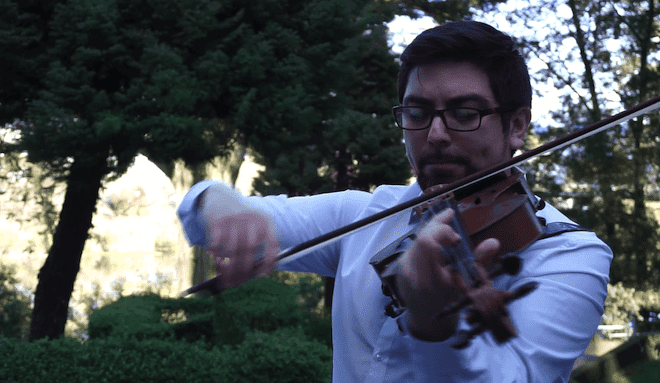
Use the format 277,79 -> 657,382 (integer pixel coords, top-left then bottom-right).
178,181 -> 374,280
177,181 -> 280,289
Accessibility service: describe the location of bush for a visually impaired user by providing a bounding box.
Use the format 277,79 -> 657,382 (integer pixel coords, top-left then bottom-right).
88,277 -> 332,347
87,294 -> 172,340
223,328 -> 332,383
1,276 -> 333,382
0,337 -> 227,383
0,329 -> 331,383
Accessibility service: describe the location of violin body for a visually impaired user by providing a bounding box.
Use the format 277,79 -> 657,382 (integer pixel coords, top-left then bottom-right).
369,170 -> 541,347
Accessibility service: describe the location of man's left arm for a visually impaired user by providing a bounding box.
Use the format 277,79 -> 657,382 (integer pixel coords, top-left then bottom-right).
483,231 -> 611,381
397,209 -> 611,381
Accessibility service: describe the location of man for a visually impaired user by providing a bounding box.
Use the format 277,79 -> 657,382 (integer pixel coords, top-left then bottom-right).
178,21 -> 612,382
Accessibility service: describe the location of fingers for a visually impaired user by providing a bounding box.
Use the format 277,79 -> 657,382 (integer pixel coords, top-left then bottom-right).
474,238 -> 500,266
206,211 -> 279,289
414,209 -> 460,259
400,208 -> 465,305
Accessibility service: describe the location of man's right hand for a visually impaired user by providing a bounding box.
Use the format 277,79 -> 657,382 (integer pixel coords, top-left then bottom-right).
199,185 -> 280,289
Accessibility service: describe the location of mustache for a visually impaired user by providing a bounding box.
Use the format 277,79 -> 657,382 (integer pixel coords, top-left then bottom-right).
417,148 -> 470,169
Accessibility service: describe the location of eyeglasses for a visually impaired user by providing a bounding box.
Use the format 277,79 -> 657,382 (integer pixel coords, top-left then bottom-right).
392,105 -> 511,132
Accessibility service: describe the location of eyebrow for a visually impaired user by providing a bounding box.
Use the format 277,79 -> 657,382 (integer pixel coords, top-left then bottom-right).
402,95 -> 434,107
402,93 -> 491,108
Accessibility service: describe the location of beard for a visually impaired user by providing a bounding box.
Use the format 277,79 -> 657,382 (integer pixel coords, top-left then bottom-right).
415,147 -> 478,191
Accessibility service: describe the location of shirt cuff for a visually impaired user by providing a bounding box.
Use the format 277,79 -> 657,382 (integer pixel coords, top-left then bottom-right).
176,180 -> 221,247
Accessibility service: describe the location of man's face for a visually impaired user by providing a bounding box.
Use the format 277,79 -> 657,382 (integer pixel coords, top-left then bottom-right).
402,61 -> 530,191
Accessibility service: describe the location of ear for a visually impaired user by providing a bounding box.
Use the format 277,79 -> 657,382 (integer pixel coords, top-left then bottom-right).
508,107 -> 531,151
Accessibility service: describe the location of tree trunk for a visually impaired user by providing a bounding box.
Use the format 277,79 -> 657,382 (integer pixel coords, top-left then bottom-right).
29,159 -> 106,341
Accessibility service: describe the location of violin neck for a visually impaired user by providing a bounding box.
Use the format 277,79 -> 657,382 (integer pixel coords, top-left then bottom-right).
423,198 -> 480,287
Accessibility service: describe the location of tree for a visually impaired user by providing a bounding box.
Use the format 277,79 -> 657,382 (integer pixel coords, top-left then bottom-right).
490,0 -> 660,288
1,0 -> 241,340
249,0 -> 411,196
248,0 -> 522,310
0,0 -> 413,340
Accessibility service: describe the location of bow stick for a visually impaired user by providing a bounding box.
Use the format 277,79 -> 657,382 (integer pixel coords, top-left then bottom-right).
182,95 -> 660,296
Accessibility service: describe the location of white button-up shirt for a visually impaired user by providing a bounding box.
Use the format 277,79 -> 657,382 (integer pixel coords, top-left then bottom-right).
178,180 -> 612,382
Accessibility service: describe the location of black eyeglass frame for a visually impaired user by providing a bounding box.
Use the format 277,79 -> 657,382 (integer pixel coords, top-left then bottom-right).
392,105 -> 514,132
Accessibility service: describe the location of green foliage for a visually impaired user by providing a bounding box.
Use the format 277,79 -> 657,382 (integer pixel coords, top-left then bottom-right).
502,0 -> 660,289
14,0 -> 223,177
87,294 -> 172,340
0,264 -> 31,339
48,276 -> 334,382
0,150 -> 61,253
270,271 -> 328,314
570,334 -> 660,383
633,288 -> 660,333
222,277 -> 305,333
602,282 -> 660,334
223,328 -> 332,383
66,281 -> 119,340
603,282 -> 641,325
0,328 -> 331,383
88,277 -> 332,347
0,337 -> 227,383
237,0 -> 411,195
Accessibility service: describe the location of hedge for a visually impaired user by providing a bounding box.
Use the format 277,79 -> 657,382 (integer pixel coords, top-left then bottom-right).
0,329 -> 331,383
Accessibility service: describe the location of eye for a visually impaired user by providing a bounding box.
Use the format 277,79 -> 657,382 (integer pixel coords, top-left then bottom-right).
449,108 -> 479,122
403,107 -> 429,124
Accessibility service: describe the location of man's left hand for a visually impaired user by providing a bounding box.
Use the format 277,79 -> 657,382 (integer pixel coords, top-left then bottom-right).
396,208 -> 500,341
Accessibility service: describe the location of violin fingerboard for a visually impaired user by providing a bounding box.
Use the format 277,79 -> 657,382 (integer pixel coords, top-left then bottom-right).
424,199 -> 479,287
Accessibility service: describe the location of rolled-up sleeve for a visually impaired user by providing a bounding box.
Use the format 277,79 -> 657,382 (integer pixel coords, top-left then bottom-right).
176,180 -> 222,247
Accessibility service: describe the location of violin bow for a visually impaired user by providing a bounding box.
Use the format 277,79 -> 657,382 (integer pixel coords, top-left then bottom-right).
182,95 -> 660,296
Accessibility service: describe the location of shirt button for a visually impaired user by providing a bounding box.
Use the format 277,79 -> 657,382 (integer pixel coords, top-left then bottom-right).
375,353 -> 383,361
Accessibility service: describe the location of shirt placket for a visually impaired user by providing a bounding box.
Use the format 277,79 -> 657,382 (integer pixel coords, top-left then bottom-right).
364,317 -> 399,383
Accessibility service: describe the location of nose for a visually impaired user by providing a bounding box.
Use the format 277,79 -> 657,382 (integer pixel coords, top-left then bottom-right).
427,115 -> 452,145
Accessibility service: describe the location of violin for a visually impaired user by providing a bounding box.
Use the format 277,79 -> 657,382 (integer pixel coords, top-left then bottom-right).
369,169 -> 541,348
182,96 -> 660,345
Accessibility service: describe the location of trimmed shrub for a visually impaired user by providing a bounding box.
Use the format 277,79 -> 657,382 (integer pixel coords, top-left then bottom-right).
223,328 -> 332,383
0,337 -> 226,383
0,330 -> 331,383
87,294 -> 172,340
88,277 -> 332,347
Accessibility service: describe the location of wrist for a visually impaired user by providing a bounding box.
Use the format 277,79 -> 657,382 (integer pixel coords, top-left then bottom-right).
404,309 -> 459,342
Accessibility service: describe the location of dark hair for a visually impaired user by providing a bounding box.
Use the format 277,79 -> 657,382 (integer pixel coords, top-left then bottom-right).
397,21 -> 531,134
